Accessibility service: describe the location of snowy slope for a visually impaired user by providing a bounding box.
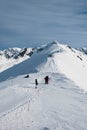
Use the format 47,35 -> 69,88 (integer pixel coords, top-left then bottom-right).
0,41 -> 87,130
0,72 -> 87,130
0,42 -> 59,82
0,47 -> 33,72
52,43 -> 87,91
0,41 -> 87,91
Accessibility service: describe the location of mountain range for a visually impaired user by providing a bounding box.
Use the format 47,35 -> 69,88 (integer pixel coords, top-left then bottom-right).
0,41 -> 87,130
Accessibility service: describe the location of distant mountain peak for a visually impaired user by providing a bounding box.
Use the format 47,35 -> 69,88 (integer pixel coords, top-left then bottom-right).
0,47 -> 34,59
0,47 -> 34,73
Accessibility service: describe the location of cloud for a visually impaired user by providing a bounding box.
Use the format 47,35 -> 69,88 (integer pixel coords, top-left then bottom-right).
0,0 -> 87,49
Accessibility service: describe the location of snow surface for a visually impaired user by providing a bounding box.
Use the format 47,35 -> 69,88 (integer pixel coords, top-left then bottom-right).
0,41 -> 87,130
53,43 -> 87,91
0,48 -> 32,72
0,41 -> 87,91
0,72 -> 87,130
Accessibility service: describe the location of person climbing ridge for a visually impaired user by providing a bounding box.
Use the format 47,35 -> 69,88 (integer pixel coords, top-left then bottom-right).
35,79 -> 38,89
44,76 -> 49,84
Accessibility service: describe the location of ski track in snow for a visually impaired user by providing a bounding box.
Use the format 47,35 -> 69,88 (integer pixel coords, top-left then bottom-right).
0,72 -> 87,130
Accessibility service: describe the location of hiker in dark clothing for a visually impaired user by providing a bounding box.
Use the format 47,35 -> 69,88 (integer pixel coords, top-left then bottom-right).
24,74 -> 29,78
35,79 -> 38,88
44,76 -> 49,84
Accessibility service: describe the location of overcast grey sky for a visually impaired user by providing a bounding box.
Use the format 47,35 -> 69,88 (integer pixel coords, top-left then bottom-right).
0,0 -> 87,49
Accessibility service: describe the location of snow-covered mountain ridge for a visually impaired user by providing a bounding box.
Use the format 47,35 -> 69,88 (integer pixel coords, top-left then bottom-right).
0,47 -> 34,59
0,47 -> 34,72
0,40 -> 87,91
80,47 -> 87,55
0,41 -> 87,130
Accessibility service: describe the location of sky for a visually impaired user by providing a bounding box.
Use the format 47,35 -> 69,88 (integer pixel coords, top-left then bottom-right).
0,0 -> 87,50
